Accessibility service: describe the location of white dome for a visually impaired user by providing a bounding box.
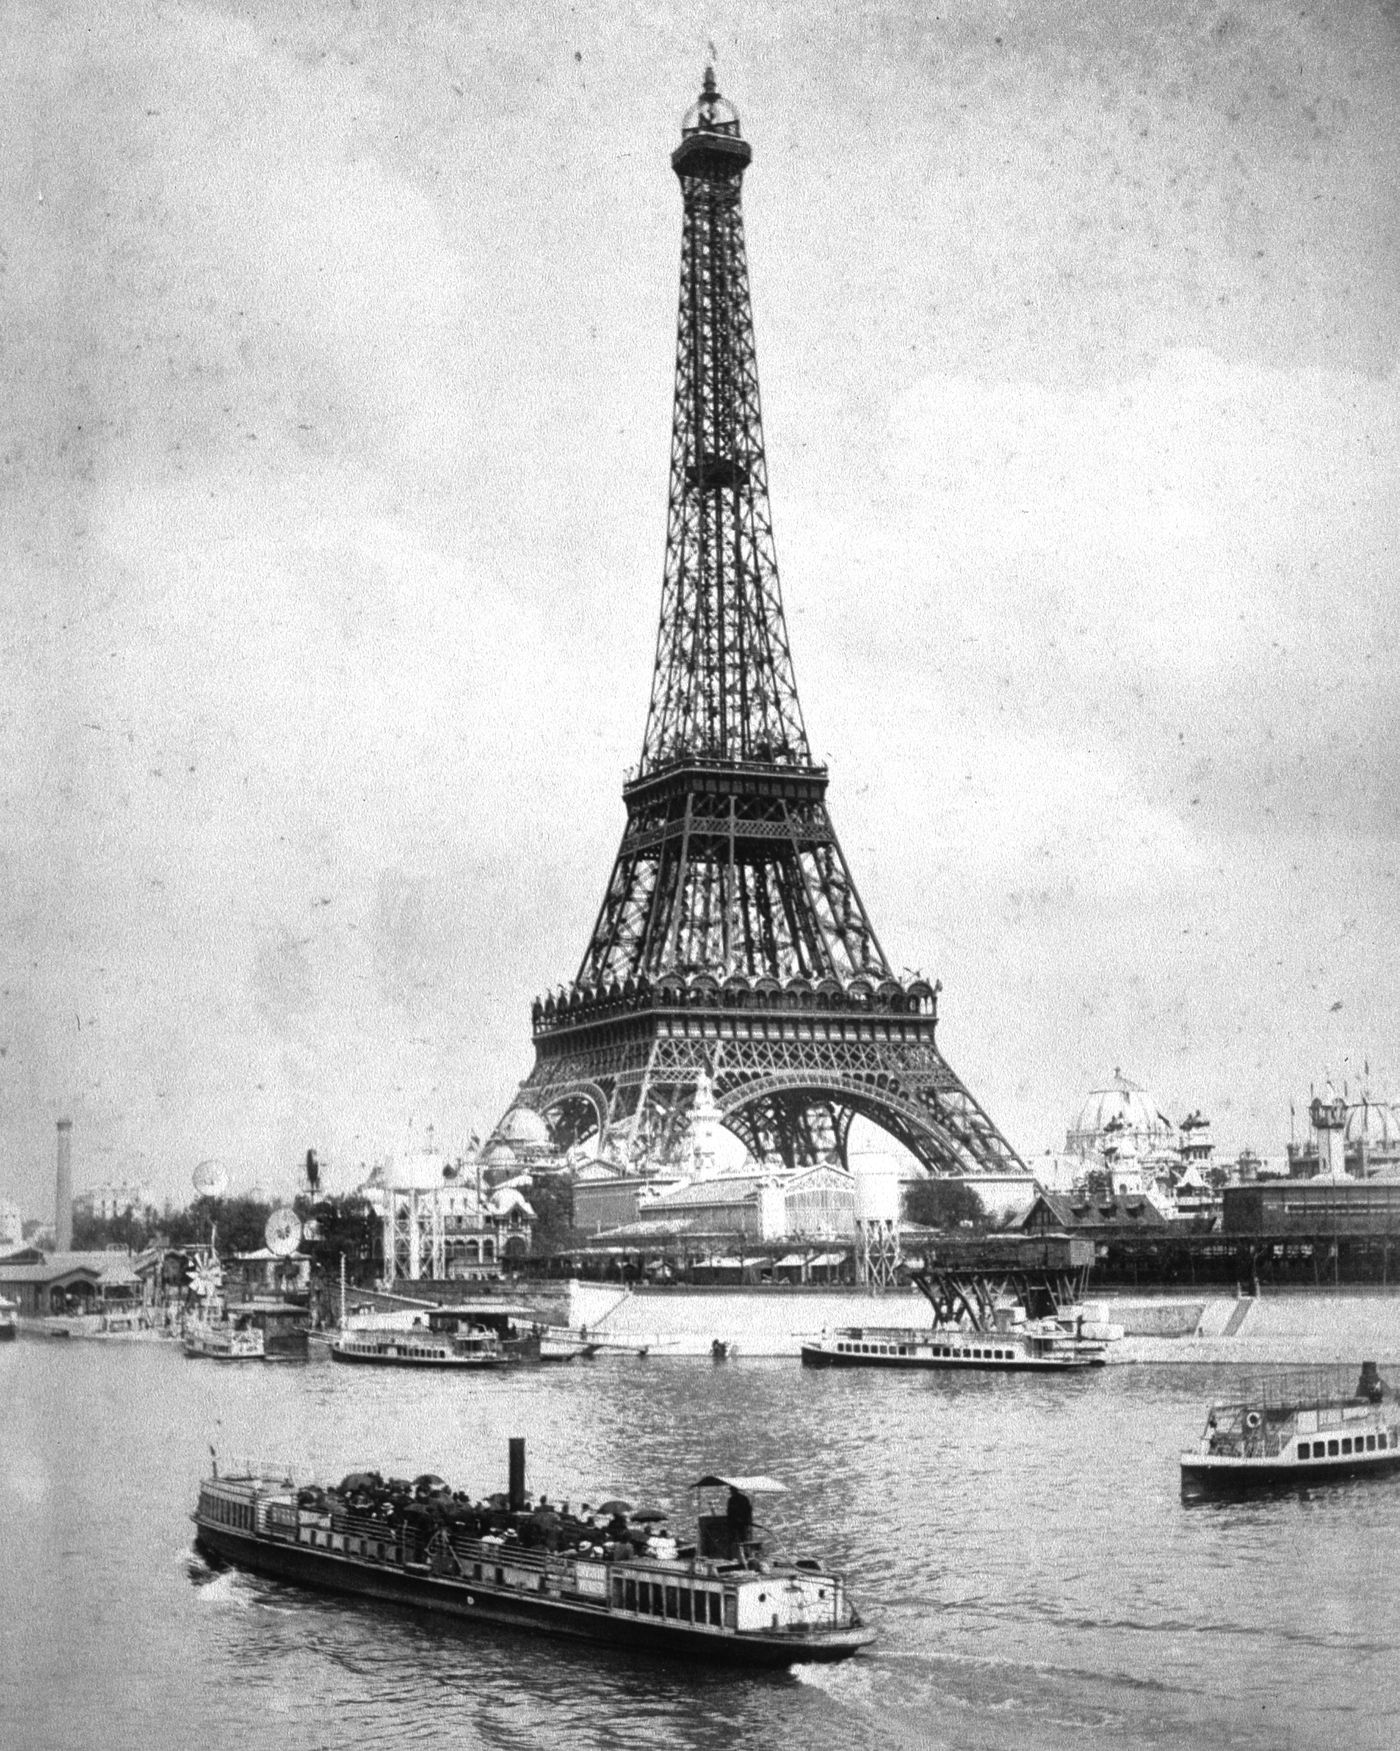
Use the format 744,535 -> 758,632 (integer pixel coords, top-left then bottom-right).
1346,1100 -> 1400,1148
1068,1070 -> 1176,1156
371,1150 -> 451,1191
499,1106 -> 551,1147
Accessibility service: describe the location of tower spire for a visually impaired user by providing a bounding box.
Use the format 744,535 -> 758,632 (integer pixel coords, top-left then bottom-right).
641,69 -> 807,773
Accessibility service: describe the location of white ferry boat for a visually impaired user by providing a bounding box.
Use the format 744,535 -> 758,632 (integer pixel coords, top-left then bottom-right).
192,1441 -> 872,1666
329,1314 -> 503,1370
801,1318 -> 1107,1372
801,1300 -> 1108,1373
1181,1362 -> 1400,1494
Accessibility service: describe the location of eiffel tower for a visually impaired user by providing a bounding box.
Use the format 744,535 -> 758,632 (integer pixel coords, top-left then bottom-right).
504,71 -> 1024,1180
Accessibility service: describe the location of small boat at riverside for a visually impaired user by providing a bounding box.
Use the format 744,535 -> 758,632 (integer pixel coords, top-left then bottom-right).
801,1242 -> 1112,1373
800,1314 -> 1107,1373
0,1295 -> 17,1342
228,1301 -> 311,1362
191,1440 -> 873,1666
185,1315 -> 265,1361
330,1323 -> 502,1369
330,1304 -> 587,1369
1180,1361 -> 1400,1496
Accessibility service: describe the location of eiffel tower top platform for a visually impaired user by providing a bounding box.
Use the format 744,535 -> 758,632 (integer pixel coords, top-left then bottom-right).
502,72 -> 1025,1181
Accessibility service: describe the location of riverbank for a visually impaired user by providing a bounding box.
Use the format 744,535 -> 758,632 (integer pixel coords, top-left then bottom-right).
563,1281 -> 1400,1364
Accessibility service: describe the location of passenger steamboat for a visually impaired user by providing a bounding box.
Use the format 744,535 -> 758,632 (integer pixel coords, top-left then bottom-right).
329,1303 -> 585,1369
800,1313 -> 1108,1372
1181,1361 -> 1400,1495
192,1439 -> 872,1666
184,1316 -> 264,1361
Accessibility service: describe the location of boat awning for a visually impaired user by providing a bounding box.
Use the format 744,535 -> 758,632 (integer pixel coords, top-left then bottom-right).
773,1252 -> 844,1268
692,1474 -> 787,1494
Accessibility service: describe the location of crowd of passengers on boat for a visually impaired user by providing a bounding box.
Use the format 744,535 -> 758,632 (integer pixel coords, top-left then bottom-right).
293,1470 -> 686,1562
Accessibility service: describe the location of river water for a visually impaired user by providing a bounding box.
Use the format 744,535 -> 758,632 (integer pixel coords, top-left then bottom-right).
3,1338 -> 1397,1751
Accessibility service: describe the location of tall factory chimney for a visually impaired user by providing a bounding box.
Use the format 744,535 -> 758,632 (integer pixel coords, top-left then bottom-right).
55,1118 -> 73,1251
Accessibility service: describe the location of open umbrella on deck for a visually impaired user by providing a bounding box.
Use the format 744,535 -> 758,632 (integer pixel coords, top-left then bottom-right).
596,1499 -> 634,1516
413,1473 -> 449,1494
631,1507 -> 668,1523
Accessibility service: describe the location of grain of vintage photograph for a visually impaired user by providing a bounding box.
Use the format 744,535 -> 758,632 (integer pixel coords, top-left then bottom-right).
3,4 -> 1399,1748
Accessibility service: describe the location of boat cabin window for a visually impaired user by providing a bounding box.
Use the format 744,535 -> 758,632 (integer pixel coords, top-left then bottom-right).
1341,1438 -> 1353,1455
1297,1443 -> 1310,1459
1328,1440 -> 1339,1456
1366,1435 -> 1377,1451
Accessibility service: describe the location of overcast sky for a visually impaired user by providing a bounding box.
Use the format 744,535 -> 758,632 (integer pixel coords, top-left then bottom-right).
2,0 -> 1398,1214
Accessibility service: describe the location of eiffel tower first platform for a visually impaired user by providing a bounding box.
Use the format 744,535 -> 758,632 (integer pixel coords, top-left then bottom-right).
503,71 -> 1024,1181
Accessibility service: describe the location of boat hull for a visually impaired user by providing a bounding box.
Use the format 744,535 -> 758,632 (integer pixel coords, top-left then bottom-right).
193,1523 -> 871,1666
800,1337 -> 1103,1373
329,1345 -> 502,1370
1181,1447 -> 1400,1494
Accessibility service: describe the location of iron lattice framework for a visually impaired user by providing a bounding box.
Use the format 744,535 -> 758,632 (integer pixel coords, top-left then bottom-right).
507,72 -> 1024,1180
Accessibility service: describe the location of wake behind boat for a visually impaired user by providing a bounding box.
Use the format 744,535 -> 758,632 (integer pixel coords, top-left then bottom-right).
1181,1361 -> 1400,1496
192,1438 -> 872,1666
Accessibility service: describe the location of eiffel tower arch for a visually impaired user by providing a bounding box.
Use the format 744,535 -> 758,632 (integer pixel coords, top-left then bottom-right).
501,72 -> 1025,1181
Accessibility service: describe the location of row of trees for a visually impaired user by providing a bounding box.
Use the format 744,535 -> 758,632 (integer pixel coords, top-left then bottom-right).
69,1194 -> 382,1284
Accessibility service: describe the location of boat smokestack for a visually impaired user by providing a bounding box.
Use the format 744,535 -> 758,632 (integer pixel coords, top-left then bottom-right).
508,1437 -> 526,1511
55,1118 -> 73,1251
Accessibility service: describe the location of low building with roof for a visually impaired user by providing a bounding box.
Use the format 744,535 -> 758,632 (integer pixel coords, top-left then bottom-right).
604,1163 -> 859,1246
1020,1189 -> 1172,1241
0,1247 -> 143,1318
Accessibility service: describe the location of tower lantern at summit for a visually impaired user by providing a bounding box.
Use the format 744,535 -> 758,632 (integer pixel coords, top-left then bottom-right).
495,72 -> 1022,1183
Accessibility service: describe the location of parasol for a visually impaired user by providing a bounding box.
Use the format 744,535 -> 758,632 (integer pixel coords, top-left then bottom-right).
631,1507 -> 668,1523
596,1499 -> 634,1516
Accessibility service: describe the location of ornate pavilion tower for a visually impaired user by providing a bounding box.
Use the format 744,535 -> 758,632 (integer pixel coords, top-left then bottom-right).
503,72 -> 1023,1180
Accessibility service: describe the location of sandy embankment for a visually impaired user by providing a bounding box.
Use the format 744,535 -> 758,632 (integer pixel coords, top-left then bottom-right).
564,1281 -> 1400,1365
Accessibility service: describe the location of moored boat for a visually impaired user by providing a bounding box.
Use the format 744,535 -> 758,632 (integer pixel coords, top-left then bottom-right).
0,1294 -> 17,1342
185,1316 -> 265,1361
191,1439 -> 873,1666
1180,1361 -> 1400,1496
226,1301 -> 311,1362
800,1315 -> 1107,1372
329,1314 -> 503,1369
